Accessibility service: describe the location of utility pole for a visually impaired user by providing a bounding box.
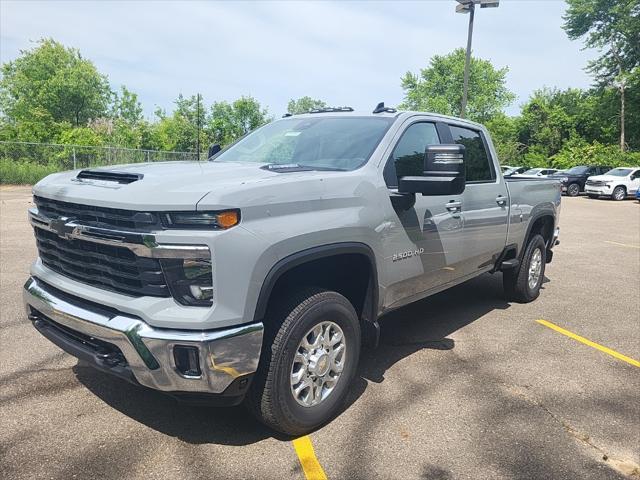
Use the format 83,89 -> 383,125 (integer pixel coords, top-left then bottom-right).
196,93 -> 201,161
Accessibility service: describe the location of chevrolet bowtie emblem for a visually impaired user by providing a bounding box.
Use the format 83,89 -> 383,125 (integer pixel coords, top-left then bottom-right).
49,217 -> 77,239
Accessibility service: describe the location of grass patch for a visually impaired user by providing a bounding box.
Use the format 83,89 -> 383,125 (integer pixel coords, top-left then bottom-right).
0,158 -> 61,185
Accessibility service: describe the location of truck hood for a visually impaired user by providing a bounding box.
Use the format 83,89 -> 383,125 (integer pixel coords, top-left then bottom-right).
587,174 -> 623,182
33,161 -> 310,210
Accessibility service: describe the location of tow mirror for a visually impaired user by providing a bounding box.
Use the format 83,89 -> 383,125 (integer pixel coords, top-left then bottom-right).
208,143 -> 222,158
398,144 -> 466,196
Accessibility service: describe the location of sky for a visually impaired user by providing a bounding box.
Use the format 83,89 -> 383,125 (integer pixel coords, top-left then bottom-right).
0,0 -> 598,119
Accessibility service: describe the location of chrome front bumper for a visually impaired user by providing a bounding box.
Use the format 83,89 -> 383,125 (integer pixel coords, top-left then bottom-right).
23,277 -> 263,394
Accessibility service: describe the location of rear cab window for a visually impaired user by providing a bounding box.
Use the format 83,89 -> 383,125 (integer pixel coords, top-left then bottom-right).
449,125 -> 495,183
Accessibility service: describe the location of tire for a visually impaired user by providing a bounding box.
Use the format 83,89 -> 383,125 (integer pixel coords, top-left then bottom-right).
503,234 -> 546,303
247,288 -> 361,436
612,186 -> 626,201
587,194 -> 599,199
566,183 -> 580,197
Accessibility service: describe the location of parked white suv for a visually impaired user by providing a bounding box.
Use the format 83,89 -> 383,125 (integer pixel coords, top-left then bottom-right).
585,167 -> 640,200
515,168 -> 559,178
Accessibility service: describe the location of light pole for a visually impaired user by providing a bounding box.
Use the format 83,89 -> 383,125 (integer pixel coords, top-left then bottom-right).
455,0 -> 499,119
196,93 -> 201,161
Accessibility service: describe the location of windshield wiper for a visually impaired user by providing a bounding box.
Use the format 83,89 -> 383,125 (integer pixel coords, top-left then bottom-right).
262,163 -> 347,172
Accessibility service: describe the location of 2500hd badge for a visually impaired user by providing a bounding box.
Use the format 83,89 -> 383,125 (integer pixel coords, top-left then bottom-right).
392,248 -> 425,262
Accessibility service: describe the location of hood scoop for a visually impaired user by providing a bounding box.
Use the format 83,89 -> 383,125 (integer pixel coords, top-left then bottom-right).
76,169 -> 143,184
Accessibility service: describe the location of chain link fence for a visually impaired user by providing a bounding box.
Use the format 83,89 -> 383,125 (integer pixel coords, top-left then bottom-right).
0,141 -> 200,170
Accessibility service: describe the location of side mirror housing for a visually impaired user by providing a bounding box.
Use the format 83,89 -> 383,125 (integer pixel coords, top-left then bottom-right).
208,143 -> 222,158
398,144 -> 466,196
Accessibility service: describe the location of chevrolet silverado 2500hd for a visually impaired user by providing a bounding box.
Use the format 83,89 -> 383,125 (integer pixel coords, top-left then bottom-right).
24,109 -> 561,435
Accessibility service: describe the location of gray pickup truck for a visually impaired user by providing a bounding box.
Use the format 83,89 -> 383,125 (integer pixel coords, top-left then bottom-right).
24,108 -> 561,435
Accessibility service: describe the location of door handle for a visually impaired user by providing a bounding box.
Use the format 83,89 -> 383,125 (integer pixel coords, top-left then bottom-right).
495,195 -> 507,206
446,200 -> 462,212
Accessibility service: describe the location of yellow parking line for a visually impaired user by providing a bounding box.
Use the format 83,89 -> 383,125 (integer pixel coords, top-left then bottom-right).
604,240 -> 640,249
537,319 -> 640,368
292,435 -> 328,480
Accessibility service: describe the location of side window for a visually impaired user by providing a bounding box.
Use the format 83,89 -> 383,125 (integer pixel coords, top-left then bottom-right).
384,122 -> 440,187
449,125 -> 495,182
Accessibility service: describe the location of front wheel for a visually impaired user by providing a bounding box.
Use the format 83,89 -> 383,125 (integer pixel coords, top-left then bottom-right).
567,183 -> 581,197
503,234 -> 546,303
612,186 -> 626,201
247,288 -> 361,436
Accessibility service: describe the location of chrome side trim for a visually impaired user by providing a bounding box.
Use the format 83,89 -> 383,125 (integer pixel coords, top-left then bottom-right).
23,277 -> 263,393
28,208 -> 210,259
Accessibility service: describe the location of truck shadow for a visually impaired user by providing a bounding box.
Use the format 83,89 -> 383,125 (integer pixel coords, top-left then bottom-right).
354,271 -> 511,389
74,271 -> 515,446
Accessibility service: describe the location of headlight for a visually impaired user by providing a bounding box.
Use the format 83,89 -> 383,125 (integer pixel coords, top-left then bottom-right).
161,258 -> 213,306
162,210 -> 240,229
561,177 -> 569,183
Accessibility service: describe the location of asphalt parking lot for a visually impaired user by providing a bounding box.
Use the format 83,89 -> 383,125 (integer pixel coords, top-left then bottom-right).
1,185 -> 638,480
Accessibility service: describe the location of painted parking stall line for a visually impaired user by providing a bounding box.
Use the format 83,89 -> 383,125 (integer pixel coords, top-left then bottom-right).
537,319 -> 640,368
292,435 -> 328,480
604,240 -> 640,250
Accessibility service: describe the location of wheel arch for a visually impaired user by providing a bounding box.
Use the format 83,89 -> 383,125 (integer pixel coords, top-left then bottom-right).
252,243 -> 379,343
521,211 -> 555,259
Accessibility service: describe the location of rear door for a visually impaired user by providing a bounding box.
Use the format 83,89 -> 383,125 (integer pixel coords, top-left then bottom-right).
628,169 -> 640,194
381,120 -> 466,307
448,124 -> 509,276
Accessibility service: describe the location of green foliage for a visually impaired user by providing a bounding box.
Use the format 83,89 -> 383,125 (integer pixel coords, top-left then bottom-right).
287,97 -> 327,114
551,140 -> 640,169
58,126 -> 104,146
485,114 -> 524,165
399,48 -> 515,123
563,0 -> 639,82
112,86 -> 143,125
0,158 -> 59,184
207,96 -> 270,147
0,38 -> 112,141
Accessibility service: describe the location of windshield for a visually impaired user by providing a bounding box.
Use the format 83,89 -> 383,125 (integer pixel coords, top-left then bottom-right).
605,168 -> 632,177
211,116 -> 394,171
522,168 -> 542,175
565,166 -> 589,175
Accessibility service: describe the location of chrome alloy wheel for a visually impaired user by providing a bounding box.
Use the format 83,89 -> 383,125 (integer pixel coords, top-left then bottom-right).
290,321 -> 346,407
528,248 -> 543,290
613,187 -> 626,200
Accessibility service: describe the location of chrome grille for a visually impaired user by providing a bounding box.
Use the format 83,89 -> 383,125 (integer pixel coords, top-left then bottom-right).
34,196 -> 160,231
34,222 -> 169,297
586,179 -> 605,187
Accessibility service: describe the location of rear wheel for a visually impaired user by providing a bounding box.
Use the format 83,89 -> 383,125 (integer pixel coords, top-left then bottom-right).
503,234 -> 546,303
567,183 -> 580,197
247,288 -> 360,436
612,186 -> 626,201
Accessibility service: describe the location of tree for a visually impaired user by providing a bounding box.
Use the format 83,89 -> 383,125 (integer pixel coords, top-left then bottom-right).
563,0 -> 640,150
399,48 -> 515,123
0,39 -> 112,142
207,96 -> 270,146
287,96 -> 327,114
112,86 -> 143,125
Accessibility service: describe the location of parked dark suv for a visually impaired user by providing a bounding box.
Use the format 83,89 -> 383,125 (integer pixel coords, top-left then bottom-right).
550,165 -> 612,196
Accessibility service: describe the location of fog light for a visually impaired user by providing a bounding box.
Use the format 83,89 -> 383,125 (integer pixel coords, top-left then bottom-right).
161,258 -> 213,307
173,345 -> 202,377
